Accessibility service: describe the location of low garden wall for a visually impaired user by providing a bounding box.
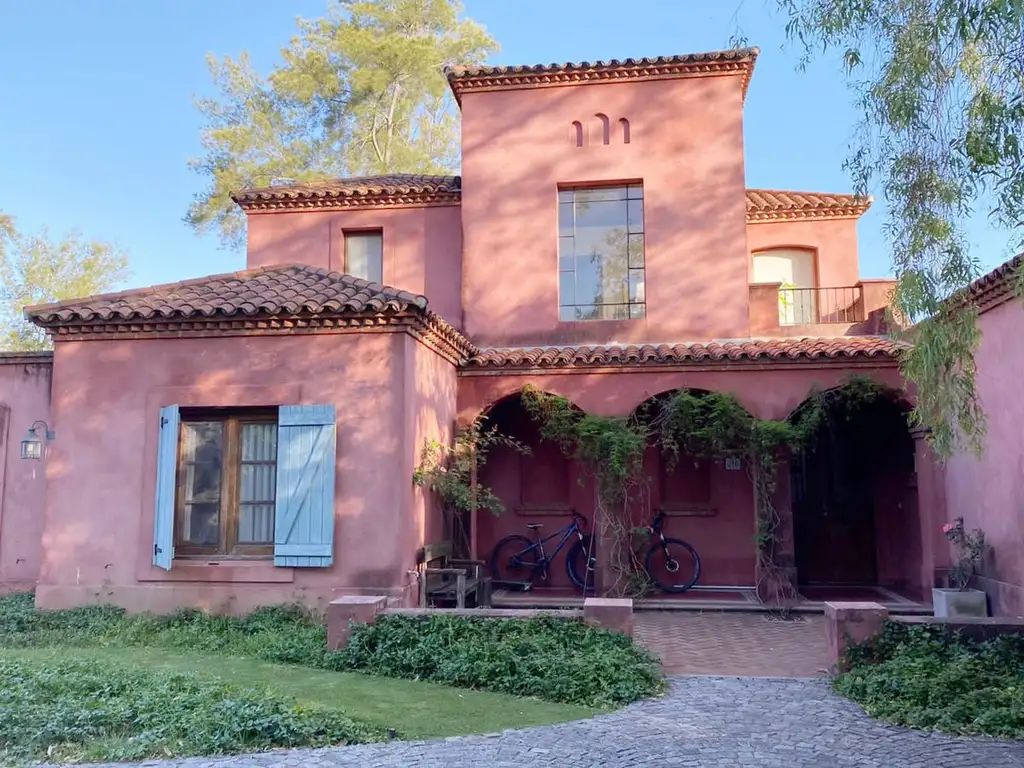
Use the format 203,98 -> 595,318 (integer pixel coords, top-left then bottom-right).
326,596 -> 633,649
824,601 -> 1024,672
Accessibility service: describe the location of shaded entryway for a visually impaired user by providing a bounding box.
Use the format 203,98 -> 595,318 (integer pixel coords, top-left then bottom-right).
474,392 -> 593,589
790,389 -> 921,599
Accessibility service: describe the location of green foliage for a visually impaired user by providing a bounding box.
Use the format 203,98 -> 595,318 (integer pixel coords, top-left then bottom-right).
0,656 -> 374,765
521,385 -> 649,503
187,0 -> 497,248
776,0 -> 1024,456
0,215 -> 129,351
836,621 -> 1024,739
338,614 -> 665,707
413,420 -> 529,515
649,389 -> 799,466
0,592 -> 661,713
789,375 -> 888,443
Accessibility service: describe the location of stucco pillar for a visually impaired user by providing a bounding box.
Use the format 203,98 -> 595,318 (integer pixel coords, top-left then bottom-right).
912,427 -> 949,602
755,456 -> 797,603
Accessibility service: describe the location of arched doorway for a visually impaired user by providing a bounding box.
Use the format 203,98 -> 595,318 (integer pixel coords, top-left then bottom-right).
790,389 -> 921,598
632,390 -> 758,591
475,392 -> 588,590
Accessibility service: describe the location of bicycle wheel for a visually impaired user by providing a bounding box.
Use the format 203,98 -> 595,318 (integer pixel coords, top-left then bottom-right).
490,535 -> 543,586
566,536 -> 597,592
645,537 -> 701,593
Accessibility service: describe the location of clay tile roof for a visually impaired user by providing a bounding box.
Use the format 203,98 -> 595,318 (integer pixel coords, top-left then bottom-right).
463,337 -> 902,370
746,189 -> 873,222
445,48 -> 760,104
961,253 -> 1022,314
232,174 -> 461,212
25,264 -> 429,326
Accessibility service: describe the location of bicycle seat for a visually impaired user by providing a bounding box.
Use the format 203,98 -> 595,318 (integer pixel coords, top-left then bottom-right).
525,523 -> 543,530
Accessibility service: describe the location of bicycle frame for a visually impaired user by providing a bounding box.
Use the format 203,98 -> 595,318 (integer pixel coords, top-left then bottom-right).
514,515 -> 586,578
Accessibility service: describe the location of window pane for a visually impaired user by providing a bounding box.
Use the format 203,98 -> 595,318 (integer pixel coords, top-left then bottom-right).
574,187 -> 627,202
628,234 -> 645,268
239,423 -> 276,545
627,184 -> 644,200
629,269 -> 646,302
627,199 -> 644,233
239,504 -> 274,544
600,304 -> 629,321
180,422 -> 222,546
344,232 -> 383,283
629,303 -> 647,319
559,271 -> 575,306
558,236 -> 575,271
557,189 -> 574,203
558,203 -> 574,237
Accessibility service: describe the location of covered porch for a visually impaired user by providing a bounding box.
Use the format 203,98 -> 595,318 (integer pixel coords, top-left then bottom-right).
456,338 -> 945,610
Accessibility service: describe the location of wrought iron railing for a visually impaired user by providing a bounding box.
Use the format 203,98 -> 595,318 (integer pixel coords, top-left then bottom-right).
777,285 -> 865,325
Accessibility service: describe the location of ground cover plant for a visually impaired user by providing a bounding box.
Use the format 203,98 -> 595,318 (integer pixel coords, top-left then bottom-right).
0,592 -> 661,762
835,620 -> 1024,739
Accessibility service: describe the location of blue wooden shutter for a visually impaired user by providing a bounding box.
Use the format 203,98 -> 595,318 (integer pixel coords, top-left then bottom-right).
153,405 -> 179,570
274,404 -> 337,567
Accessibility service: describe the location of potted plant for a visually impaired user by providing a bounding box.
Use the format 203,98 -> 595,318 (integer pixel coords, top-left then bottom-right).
932,517 -> 988,618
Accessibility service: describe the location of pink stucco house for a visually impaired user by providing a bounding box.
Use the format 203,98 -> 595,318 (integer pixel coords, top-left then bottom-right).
0,47 -> 991,614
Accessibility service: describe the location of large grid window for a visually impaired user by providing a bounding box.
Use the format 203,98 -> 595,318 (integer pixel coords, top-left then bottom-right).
558,185 -> 645,321
175,409 -> 278,558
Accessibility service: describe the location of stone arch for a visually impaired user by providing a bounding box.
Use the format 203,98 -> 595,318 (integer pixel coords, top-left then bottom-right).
629,388 -> 759,590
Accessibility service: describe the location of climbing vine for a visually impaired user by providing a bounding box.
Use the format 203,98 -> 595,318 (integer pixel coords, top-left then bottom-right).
413,420 -> 528,555
518,377 -> 891,603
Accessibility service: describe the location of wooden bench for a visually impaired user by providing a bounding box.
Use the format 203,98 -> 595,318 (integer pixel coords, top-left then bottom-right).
418,541 -> 492,609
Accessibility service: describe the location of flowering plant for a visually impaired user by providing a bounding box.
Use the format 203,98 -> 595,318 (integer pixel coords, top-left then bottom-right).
942,517 -> 986,590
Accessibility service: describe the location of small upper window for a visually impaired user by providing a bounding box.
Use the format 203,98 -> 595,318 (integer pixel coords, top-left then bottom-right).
558,185 -> 645,321
176,409 -> 278,558
344,231 -> 383,283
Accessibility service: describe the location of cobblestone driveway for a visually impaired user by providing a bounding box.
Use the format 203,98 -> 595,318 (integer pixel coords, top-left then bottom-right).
60,677 -> 1024,768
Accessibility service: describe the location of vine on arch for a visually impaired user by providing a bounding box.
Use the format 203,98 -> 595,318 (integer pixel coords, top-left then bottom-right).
413,420 -> 529,556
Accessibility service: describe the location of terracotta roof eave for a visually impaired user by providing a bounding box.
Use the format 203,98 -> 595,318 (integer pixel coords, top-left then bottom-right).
955,253 -> 1022,315
460,338 -> 905,370
24,265 -> 431,329
445,48 -> 760,105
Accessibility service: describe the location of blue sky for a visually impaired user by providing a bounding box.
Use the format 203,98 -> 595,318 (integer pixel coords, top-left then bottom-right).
0,0 -> 1014,290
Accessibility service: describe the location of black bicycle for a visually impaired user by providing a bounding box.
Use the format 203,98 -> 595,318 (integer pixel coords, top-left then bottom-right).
641,511 -> 701,593
490,513 -> 595,591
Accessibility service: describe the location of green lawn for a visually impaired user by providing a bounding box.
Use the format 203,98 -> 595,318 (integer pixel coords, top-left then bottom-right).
0,646 -> 596,741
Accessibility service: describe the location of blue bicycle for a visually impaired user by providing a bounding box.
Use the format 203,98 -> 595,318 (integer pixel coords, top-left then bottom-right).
489,513 -> 595,591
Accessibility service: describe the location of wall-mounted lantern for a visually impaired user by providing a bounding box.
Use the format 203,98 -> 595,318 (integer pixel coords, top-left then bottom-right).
21,421 -> 55,460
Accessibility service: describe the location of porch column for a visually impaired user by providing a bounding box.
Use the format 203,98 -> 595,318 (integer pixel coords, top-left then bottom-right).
754,456 -> 797,603
912,427 -> 949,602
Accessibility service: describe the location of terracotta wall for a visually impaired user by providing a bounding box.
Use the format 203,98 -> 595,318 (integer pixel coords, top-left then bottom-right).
944,299 -> 1024,615
246,205 -> 463,328
404,334 -> 458,559
459,75 -> 749,346
0,353 -> 51,592
35,332 -> 453,614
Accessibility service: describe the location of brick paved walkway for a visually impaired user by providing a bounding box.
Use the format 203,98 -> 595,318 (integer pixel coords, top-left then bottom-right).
56,677 -> 1024,767
633,611 -> 831,677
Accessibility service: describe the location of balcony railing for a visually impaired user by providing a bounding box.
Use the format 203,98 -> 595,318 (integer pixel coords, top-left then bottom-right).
778,285 -> 865,325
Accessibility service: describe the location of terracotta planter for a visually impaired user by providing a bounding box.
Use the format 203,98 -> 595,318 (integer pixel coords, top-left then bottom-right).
932,587 -> 988,618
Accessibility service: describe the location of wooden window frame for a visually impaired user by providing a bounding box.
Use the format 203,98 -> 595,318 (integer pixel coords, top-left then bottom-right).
174,407 -> 278,560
